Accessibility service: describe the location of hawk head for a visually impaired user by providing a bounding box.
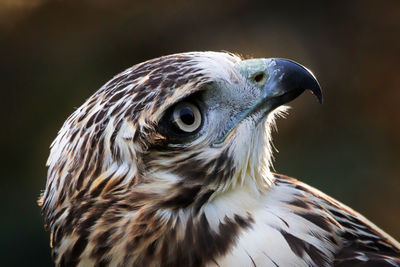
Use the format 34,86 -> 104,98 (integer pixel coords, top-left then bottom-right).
40,51 -> 321,265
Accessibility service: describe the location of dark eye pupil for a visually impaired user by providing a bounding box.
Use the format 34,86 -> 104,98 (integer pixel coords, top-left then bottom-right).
180,107 -> 195,125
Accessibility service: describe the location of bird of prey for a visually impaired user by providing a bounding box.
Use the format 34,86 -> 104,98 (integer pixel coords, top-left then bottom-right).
40,51 -> 400,266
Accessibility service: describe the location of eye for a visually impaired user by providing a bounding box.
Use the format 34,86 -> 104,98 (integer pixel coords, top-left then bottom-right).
171,102 -> 202,133
252,72 -> 266,83
158,97 -> 204,143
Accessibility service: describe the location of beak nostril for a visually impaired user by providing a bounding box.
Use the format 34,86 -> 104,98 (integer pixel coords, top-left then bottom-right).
253,73 -> 265,83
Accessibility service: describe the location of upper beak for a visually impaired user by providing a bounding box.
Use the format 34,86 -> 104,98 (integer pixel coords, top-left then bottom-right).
263,58 -> 322,108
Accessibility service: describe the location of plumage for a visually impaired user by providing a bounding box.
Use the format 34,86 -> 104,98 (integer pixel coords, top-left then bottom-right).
39,51 -> 400,266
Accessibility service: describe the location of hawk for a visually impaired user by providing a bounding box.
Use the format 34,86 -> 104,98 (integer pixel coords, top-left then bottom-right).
40,51 -> 400,266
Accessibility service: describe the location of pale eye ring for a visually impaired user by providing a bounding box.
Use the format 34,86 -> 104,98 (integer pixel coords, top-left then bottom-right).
172,102 -> 202,133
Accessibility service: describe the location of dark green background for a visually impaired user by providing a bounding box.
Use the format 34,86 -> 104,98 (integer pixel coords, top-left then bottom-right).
1,0 -> 399,266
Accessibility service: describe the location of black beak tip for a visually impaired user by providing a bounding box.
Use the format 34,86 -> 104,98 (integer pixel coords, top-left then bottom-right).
309,82 -> 323,104
295,63 -> 323,104
296,64 -> 323,105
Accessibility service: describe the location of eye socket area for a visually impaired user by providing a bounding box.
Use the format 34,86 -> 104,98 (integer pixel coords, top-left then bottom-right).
158,100 -> 204,142
171,102 -> 202,133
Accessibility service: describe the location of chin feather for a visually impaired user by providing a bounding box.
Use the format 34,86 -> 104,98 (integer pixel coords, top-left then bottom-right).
264,105 -> 290,171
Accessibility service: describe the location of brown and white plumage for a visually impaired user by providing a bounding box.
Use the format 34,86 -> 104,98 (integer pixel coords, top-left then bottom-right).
39,51 -> 400,266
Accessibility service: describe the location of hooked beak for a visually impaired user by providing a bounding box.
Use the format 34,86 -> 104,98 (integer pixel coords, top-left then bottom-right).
262,58 -> 322,109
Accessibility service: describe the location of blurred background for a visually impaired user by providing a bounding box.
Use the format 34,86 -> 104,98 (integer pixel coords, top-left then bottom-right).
1,0 -> 400,265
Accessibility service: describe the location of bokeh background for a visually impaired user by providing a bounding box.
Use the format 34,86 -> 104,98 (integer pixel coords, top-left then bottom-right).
1,0 -> 400,265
